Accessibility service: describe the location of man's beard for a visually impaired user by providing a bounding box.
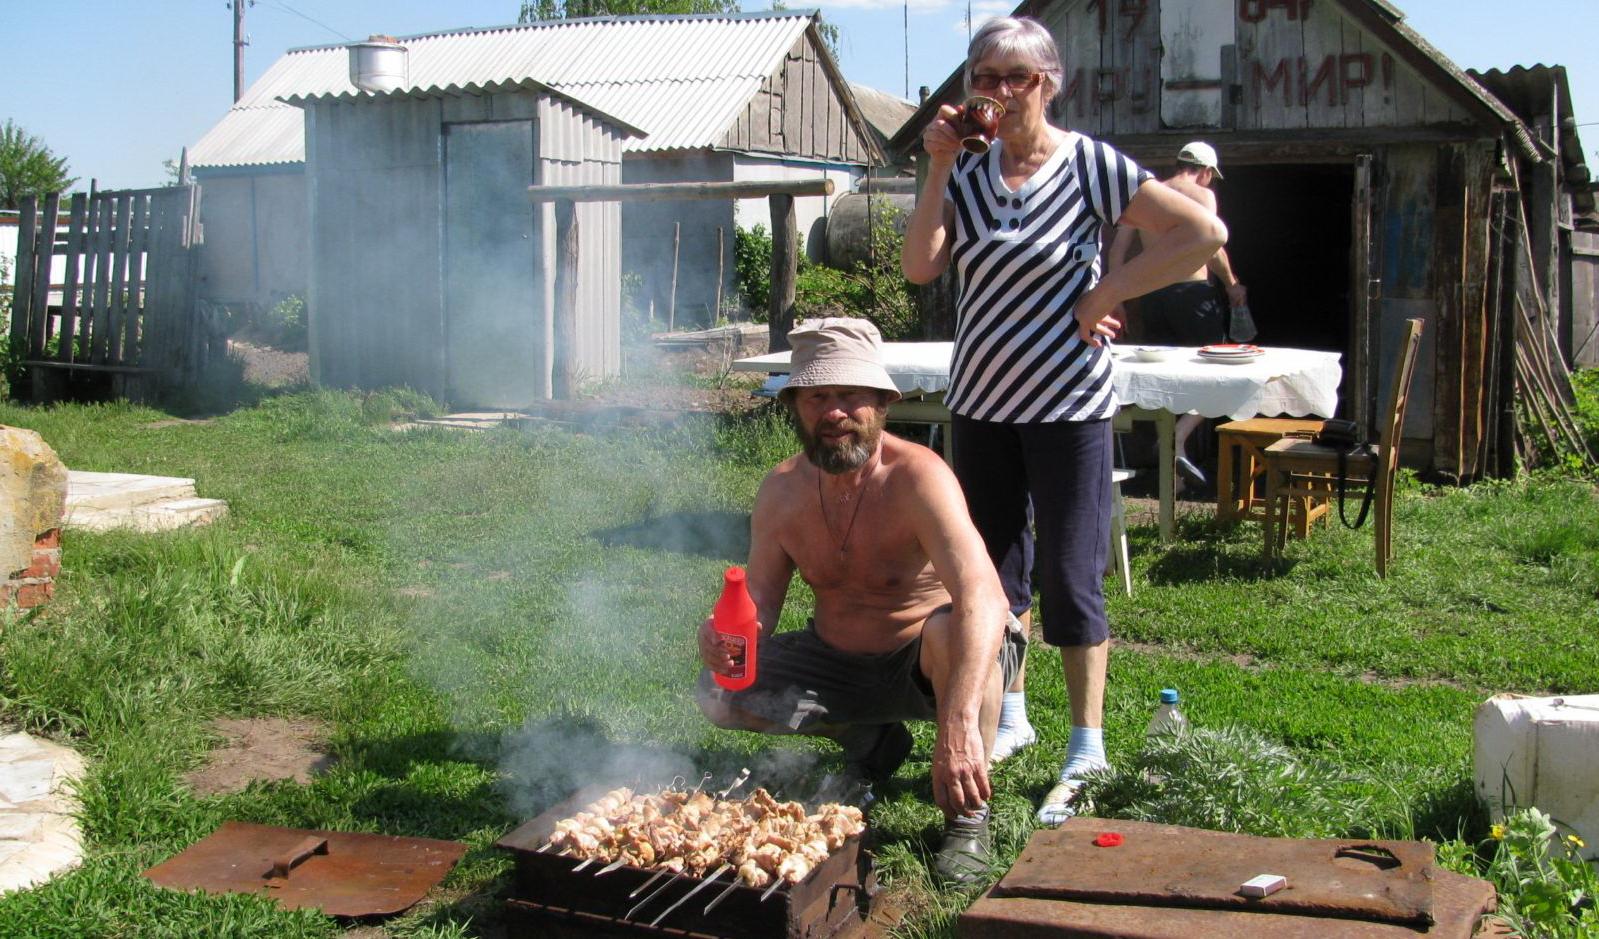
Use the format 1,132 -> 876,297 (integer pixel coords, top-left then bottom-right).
795,409 -> 885,474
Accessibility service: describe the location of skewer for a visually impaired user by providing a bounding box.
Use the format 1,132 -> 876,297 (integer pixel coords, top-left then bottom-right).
625,869 -> 687,920
691,771 -> 714,794
628,867 -> 672,898
717,767 -> 752,799
649,864 -> 732,927
702,876 -> 743,916
537,842 -> 555,853
593,858 -> 629,877
760,876 -> 786,902
571,857 -> 597,872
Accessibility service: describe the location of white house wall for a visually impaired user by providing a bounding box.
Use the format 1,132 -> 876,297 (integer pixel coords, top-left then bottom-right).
732,155 -> 860,263
194,170 -> 308,309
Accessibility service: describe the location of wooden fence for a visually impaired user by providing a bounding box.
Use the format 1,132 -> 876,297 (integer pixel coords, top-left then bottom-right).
6,185 -> 214,401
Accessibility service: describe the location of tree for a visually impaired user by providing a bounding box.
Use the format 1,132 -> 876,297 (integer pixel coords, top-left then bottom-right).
519,0 -> 737,21
0,120 -> 77,210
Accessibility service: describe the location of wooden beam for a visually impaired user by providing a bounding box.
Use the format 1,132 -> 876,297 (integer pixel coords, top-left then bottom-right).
552,198 -> 579,399
526,178 -> 834,204
768,193 -> 798,353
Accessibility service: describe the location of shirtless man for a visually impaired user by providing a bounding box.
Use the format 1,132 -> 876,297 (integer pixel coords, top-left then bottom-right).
1107,141 -> 1246,489
696,317 -> 1024,885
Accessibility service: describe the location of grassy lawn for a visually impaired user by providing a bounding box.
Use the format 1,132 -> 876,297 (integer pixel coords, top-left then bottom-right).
0,390 -> 1595,937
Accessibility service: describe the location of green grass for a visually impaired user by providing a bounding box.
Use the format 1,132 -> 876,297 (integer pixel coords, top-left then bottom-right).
0,390 -> 1595,937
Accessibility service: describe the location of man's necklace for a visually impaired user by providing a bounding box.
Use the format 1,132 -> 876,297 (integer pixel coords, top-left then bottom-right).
817,453 -> 877,560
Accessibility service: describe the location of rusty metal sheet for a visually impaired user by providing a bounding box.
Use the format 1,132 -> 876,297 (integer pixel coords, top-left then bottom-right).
992,818 -> 1436,926
143,821 -> 467,917
960,866 -> 1496,939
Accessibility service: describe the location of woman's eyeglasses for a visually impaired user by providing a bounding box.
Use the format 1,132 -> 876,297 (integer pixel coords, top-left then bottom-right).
971,72 -> 1043,93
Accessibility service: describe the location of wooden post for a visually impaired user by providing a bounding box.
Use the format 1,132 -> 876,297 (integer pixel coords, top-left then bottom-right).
9,196 -> 37,356
553,198 -> 579,399
27,194 -> 59,362
668,221 -> 680,331
769,193 -> 797,352
56,193 -> 88,364
715,226 -> 725,322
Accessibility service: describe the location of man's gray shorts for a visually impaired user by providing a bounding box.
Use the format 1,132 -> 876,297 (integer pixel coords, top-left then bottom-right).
698,609 -> 1027,738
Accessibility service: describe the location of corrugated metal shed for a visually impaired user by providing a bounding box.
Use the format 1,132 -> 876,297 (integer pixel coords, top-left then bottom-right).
191,11 -> 826,168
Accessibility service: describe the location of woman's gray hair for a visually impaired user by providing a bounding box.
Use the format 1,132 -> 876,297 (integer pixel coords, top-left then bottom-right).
965,17 -> 1064,100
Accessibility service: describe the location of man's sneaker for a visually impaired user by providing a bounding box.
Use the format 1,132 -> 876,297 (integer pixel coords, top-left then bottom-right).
1036,779 -> 1085,826
933,812 -> 993,886
845,722 -> 914,785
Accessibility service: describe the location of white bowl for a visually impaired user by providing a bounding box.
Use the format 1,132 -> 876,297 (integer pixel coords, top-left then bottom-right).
1132,346 -> 1184,363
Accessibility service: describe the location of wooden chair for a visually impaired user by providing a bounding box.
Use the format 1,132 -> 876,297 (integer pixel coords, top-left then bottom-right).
1261,318 -> 1423,576
1215,417 -> 1330,536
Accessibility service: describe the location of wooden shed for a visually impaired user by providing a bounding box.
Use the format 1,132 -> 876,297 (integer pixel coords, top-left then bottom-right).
289,82 -> 640,408
891,0 -> 1595,479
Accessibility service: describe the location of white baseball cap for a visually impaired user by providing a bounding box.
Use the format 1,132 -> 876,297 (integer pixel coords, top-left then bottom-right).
1177,141 -> 1223,178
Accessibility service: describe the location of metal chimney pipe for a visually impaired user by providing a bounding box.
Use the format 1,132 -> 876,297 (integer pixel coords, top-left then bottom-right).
348,35 -> 407,94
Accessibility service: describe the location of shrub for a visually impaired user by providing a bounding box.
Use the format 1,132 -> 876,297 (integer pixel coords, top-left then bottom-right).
1076,724 -> 1413,839
734,224 -> 773,317
1440,808 -> 1599,938
1573,367 -> 1599,464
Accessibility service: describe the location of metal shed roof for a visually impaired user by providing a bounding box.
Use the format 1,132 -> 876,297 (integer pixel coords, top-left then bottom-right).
190,11 -> 831,168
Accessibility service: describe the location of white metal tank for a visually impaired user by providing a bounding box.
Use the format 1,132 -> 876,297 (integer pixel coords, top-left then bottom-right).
1474,693 -> 1599,861
347,35 -> 408,94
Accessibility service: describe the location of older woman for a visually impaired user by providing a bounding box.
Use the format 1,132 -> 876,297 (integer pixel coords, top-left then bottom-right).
902,16 -> 1226,824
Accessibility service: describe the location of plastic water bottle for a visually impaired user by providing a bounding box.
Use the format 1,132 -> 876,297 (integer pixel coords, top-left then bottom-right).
1146,688 -> 1188,738
711,567 -> 758,692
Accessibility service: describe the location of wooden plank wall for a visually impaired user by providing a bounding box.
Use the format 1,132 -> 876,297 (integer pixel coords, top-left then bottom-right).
1033,0 -> 1476,136
1570,230 -> 1599,368
7,185 -> 199,400
722,34 -> 869,163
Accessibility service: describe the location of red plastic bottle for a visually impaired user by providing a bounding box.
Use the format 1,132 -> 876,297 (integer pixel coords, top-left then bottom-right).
712,566 -> 758,691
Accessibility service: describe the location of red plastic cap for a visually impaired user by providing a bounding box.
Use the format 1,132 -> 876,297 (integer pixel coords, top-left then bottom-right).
1092,832 -> 1124,848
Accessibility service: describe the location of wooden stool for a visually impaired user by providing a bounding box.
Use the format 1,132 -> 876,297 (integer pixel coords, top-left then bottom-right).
1216,418 -> 1329,536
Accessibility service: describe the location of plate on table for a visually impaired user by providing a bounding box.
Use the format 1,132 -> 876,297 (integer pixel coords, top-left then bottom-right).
1132,346 -> 1185,363
1199,343 -> 1264,364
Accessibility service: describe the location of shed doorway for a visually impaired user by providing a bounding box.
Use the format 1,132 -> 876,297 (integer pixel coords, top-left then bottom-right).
1215,162 -> 1355,382
444,120 -> 542,409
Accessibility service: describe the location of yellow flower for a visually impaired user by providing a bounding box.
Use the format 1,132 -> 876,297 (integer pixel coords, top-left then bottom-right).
1490,824 -> 1506,840
1567,834 -> 1586,849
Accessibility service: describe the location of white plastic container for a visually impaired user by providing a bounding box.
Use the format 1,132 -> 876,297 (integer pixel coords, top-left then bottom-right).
1473,693 -> 1599,861
347,35 -> 408,94
1147,688 -> 1188,737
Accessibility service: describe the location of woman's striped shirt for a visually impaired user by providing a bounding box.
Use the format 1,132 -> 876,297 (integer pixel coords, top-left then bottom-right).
943,131 -> 1151,423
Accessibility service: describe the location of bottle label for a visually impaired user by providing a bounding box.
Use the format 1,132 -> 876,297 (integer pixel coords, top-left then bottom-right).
718,633 -> 747,679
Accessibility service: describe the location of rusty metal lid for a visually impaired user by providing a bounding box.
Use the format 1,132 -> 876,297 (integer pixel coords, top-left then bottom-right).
143,821 -> 467,917
994,818 -> 1436,926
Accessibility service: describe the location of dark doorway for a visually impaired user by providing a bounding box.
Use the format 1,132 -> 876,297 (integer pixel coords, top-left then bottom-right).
1215,163 -> 1353,356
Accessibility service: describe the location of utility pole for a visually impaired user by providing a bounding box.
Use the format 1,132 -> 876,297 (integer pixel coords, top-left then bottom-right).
231,0 -> 249,102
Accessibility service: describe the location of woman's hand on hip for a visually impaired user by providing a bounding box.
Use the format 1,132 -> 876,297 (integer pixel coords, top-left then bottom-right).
1073,286 -> 1122,347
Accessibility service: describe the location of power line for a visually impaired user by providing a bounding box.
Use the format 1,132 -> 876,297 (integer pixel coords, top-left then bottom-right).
262,0 -> 354,42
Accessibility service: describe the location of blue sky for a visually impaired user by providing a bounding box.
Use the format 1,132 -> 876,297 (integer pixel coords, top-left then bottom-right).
2,0 -> 1595,190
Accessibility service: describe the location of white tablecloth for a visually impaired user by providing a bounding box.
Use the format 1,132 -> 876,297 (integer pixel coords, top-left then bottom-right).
733,342 -> 1343,420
